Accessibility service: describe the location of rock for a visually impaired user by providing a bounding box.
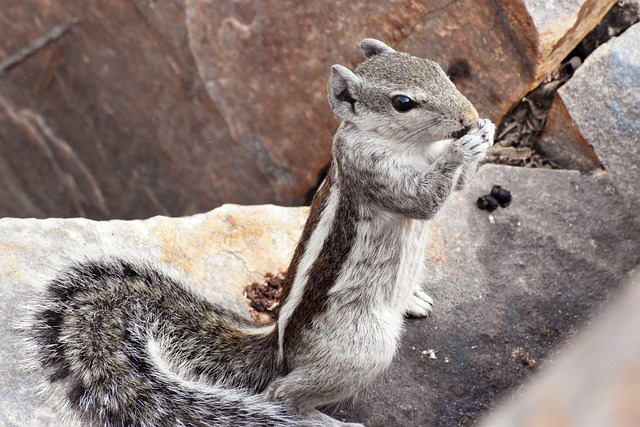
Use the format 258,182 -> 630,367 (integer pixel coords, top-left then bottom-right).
0,0 -> 616,219
538,22 -> 640,194
0,204 -> 307,425
535,94 -> 603,171
479,270 -> 640,427
2,164 -> 640,426
330,164 -> 640,426
572,0 -> 640,57
0,1 -> 296,220
518,0 -> 617,76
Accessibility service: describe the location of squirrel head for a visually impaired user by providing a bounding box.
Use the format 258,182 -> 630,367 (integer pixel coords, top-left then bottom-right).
327,39 -> 479,142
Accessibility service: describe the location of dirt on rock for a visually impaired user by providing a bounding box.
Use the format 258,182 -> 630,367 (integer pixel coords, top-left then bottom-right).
245,272 -> 286,323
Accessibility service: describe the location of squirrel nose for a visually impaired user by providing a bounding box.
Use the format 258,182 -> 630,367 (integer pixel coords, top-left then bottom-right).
459,103 -> 479,128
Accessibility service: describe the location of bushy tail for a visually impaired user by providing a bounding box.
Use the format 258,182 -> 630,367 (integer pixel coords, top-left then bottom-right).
29,259 -> 319,427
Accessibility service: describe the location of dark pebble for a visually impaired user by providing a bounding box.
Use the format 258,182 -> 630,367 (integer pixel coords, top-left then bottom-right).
490,185 -> 512,208
477,195 -> 499,211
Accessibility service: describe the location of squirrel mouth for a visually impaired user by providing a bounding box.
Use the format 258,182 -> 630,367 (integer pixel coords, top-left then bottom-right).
450,125 -> 471,139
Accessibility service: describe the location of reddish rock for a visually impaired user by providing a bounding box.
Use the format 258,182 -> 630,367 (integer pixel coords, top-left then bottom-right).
0,0 -> 616,219
0,1 -> 277,219
520,0 -> 618,77
536,93 -> 602,170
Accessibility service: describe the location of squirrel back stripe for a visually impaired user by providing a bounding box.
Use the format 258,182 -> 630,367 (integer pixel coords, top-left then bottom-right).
280,167 -> 359,369
276,166 -> 339,361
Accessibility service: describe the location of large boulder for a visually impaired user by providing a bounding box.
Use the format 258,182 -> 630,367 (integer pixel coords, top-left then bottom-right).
0,204 -> 306,425
0,0 -> 615,219
331,165 -> 640,426
2,164 -> 639,426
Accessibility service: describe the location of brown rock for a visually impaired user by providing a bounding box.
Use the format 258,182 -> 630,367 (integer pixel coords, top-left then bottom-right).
0,0 -> 616,219
0,1 -> 281,219
520,0 -> 617,77
536,93 -> 602,170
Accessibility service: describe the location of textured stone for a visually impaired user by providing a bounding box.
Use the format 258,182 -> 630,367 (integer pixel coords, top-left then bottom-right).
0,1 -> 283,220
536,94 -> 603,171
332,165 -> 640,426
0,0 -> 616,219
2,164 -> 640,426
521,0 -> 617,75
0,204 -> 307,425
479,270 -> 640,427
539,22 -> 640,194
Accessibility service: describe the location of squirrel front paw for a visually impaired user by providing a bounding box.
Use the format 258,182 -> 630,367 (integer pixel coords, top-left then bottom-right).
468,118 -> 495,146
452,118 -> 495,162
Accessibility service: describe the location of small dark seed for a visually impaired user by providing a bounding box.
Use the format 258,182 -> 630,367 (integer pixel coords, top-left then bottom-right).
477,195 -> 499,211
490,185 -> 512,208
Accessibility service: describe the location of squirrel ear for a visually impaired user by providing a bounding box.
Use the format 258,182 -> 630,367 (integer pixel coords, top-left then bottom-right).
360,38 -> 395,58
327,64 -> 361,120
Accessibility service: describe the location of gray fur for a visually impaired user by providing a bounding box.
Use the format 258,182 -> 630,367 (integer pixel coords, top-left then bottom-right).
25,39 -> 494,426
360,38 -> 395,58
327,64 -> 362,120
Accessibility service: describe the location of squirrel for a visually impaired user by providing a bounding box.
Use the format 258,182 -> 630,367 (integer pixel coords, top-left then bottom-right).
27,38 -> 494,426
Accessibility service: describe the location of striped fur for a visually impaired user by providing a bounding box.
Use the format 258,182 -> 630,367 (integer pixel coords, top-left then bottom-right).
29,260 -> 319,427
25,39 -> 494,426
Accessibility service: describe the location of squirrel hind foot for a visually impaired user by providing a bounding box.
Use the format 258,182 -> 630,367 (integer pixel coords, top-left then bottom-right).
405,289 -> 434,318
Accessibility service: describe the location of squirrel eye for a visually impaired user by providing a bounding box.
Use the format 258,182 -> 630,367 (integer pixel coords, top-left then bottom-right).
392,95 -> 418,112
